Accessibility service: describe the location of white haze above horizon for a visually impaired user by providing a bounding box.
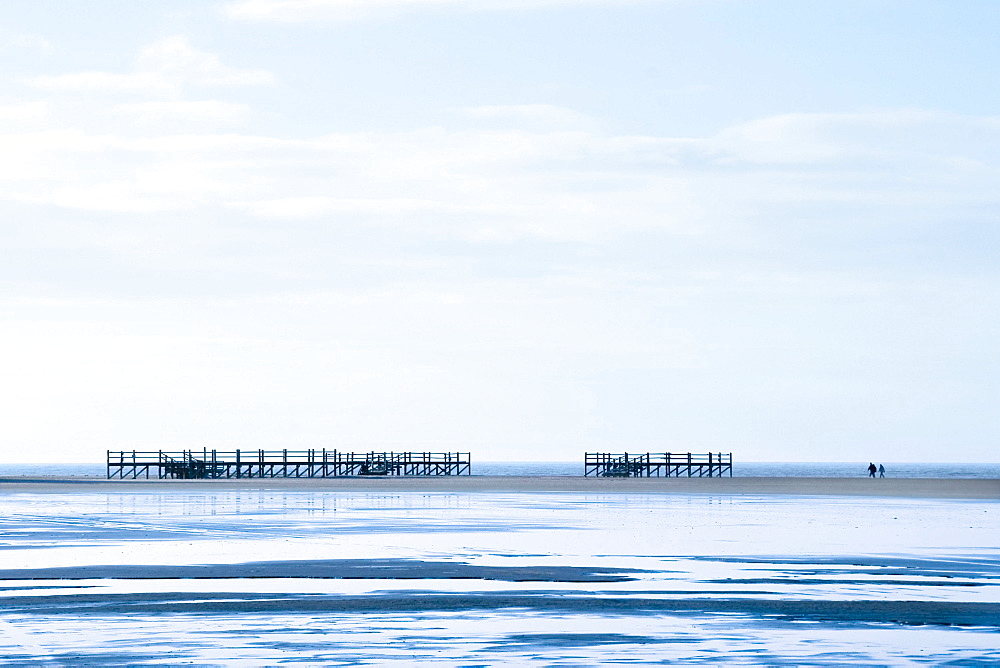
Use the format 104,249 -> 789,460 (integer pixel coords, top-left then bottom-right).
1,1 -> 999,463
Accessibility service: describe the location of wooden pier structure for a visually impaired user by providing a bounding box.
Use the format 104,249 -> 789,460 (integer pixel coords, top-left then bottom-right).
585,452 -> 732,478
107,449 -> 472,479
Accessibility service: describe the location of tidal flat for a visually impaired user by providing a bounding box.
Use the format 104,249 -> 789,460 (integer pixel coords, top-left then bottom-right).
0,480 -> 997,665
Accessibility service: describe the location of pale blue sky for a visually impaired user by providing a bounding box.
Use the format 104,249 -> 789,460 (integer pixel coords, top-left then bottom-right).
1,0 -> 998,463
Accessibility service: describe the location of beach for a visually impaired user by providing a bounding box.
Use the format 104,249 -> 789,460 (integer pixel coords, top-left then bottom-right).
2,475 -> 998,498
0,477 -> 997,664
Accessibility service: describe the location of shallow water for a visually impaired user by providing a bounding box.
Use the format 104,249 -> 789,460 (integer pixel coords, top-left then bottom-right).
0,489 -> 997,664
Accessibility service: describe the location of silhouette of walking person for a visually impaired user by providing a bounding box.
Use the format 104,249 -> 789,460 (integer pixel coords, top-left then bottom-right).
878,464 -> 885,478
868,462 -> 877,478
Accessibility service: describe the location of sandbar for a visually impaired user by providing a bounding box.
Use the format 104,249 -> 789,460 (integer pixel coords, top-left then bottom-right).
0,475 -> 997,499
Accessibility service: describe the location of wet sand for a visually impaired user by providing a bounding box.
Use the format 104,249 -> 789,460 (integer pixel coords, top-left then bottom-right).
1,475 -> 997,498
1,479 -> 997,663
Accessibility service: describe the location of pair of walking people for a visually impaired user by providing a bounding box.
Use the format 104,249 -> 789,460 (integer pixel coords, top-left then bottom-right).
868,462 -> 885,478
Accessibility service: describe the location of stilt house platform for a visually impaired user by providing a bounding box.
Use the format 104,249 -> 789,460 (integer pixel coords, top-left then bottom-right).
107,449 -> 472,479
585,452 -> 732,477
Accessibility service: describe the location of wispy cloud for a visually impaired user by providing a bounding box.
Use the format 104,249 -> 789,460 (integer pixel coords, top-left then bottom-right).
32,71 -> 175,97
457,104 -> 597,131
25,36 -> 272,131
136,36 -> 274,88
3,105 -> 997,458
1,110 -> 995,241
116,100 -> 253,125
709,110 -> 971,165
0,101 -> 48,122
6,33 -> 54,52
224,0 -> 650,22
30,36 -> 273,99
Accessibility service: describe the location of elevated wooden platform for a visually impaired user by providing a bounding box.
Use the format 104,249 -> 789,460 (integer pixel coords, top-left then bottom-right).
585,452 -> 732,477
107,450 -> 471,479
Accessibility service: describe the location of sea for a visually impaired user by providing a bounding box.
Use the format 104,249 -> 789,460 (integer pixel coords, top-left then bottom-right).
3,461 -> 999,478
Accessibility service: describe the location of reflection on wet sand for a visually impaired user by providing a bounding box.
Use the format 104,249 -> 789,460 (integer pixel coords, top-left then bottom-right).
0,487 -> 997,664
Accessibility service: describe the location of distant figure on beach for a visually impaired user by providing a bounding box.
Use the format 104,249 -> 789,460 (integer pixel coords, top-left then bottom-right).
878,464 -> 885,478
868,463 -> 877,478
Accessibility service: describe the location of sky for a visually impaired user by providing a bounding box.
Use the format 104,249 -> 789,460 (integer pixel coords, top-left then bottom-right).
1,0 -> 998,464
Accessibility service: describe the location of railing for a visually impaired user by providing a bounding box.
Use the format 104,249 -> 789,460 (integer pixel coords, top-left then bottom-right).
584,452 -> 732,478
107,449 -> 472,479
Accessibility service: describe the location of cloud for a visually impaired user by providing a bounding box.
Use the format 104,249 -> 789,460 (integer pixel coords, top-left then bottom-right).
708,109 -> 986,165
0,119 -> 692,241
2,108 -> 999,459
0,101 -> 48,122
116,100 -> 253,124
29,36 -> 273,99
224,0 -> 649,22
234,196 -> 477,218
25,36 -> 273,132
1,109 -> 997,243
32,71 -> 175,97
136,36 -> 274,88
457,104 -> 596,131
6,33 -> 53,51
